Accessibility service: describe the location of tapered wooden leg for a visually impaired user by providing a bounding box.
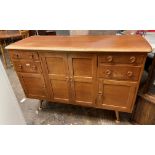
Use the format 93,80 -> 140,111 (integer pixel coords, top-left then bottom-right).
38,100 -> 44,111
115,111 -> 120,123
0,44 -> 7,68
8,49 -> 13,66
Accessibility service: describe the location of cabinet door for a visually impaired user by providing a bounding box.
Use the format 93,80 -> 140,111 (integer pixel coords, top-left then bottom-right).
19,73 -> 47,99
97,79 -> 137,112
68,54 -> 97,106
40,53 -> 70,103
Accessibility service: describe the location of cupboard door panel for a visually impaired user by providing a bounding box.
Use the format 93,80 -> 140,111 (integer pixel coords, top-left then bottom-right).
40,53 -> 70,103
72,58 -> 93,77
97,79 -> 137,112
50,79 -> 69,103
74,81 -> 94,104
46,57 -> 67,75
19,73 -> 47,99
68,54 -> 97,105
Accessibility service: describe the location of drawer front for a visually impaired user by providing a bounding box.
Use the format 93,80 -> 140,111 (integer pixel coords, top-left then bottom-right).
10,51 -> 39,60
13,60 -> 42,73
98,65 -> 141,81
98,53 -> 144,65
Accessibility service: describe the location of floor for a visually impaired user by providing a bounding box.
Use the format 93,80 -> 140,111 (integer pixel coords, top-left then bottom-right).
1,52 -> 131,125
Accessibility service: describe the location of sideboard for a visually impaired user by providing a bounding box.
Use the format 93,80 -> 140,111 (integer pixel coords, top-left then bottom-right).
6,35 -> 152,122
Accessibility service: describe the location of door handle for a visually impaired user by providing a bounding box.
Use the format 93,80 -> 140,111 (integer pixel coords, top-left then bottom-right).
70,77 -> 73,82
98,93 -> 103,104
65,77 -> 69,82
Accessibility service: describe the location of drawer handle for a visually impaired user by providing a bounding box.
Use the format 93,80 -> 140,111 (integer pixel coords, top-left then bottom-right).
107,56 -> 113,62
105,69 -> 111,75
129,56 -> 136,63
127,71 -> 133,77
31,65 -> 37,70
26,63 -> 30,66
18,64 -> 22,69
15,54 -> 19,58
30,54 -> 34,59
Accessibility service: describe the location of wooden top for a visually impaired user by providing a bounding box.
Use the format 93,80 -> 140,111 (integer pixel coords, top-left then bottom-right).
0,31 -> 21,40
5,35 -> 152,52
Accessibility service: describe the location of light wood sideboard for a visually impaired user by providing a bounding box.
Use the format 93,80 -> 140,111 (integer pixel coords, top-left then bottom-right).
6,35 -> 152,122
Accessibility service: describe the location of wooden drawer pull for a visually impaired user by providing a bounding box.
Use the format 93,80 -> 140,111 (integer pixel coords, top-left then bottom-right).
18,64 -> 22,69
105,69 -> 111,75
127,71 -> 133,77
31,65 -> 37,70
26,63 -> 30,66
107,56 -> 113,62
129,56 -> 136,63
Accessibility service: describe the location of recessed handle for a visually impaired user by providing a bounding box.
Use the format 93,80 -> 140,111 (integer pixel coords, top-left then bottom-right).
18,64 -> 22,69
15,53 -> 19,58
98,92 -> 103,95
107,56 -> 113,62
31,65 -> 37,70
30,54 -> 34,59
129,56 -> 136,63
127,71 -> 133,77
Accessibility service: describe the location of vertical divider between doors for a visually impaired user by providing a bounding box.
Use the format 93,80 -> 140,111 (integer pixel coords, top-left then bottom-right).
93,54 -> 98,105
67,53 -> 76,104
64,53 -> 71,103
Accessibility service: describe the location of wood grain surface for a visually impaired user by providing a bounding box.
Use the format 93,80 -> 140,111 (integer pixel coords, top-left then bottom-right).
6,35 -> 152,52
0,31 -> 21,39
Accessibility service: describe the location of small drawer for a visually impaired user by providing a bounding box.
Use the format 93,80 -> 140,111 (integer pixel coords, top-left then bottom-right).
13,60 -> 42,73
98,65 -> 141,81
10,51 -> 39,60
98,53 -> 144,65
